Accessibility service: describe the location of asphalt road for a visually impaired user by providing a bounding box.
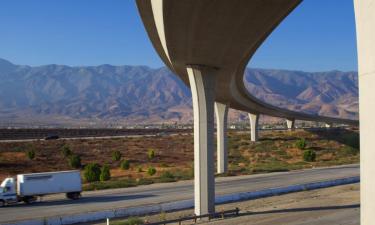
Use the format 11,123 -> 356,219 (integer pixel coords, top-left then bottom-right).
0,164 -> 359,223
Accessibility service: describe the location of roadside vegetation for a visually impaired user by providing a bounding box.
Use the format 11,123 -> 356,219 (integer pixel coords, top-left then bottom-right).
0,128 -> 359,191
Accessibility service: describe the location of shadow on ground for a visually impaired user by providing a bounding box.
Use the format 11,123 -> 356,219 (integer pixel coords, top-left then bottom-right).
307,128 -> 359,149
238,204 -> 360,216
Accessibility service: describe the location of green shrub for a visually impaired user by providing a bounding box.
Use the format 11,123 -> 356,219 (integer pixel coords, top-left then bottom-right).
111,217 -> 144,225
136,178 -> 154,186
342,146 -> 359,156
84,163 -> 101,182
147,149 -> 155,160
147,166 -> 156,176
345,134 -> 360,150
159,171 -> 175,182
26,149 -> 35,160
137,166 -> 143,173
112,150 -> 122,161
295,138 -> 307,150
120,160 -> 130,170
100,164 -> 111,181
303,150 -> 316,162
61,145 -> 72,158
84,178 -> 137,191
68,154 -> 81,169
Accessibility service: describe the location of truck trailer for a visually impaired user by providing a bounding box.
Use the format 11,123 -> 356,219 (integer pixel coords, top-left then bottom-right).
0,170 -> 82,206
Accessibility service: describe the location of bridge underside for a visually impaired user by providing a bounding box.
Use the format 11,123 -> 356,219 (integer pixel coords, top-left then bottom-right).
136,0 -> 361,217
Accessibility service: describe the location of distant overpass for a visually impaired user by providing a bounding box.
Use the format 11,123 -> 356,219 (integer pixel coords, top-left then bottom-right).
135,0 -> 370,221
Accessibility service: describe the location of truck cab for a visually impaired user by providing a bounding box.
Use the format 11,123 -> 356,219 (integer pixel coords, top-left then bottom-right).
0,178 -> 17,206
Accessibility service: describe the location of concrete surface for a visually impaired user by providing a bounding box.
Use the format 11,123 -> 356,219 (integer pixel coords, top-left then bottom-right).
118,183 -> 358,225
248,113 -> 259,142
0,164 -> 359,224
354,0 -> 375,224
136,0 -> 358,126
187,65 -> 217,215
214,102 -> 228,174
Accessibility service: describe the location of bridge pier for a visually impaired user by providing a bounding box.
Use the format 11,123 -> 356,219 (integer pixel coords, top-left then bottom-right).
354,1 -> 375,224
187,65 -> 216,216
286,119 -> 295,131
325,123 -> 332,128
248,113 -> 259,142
215,102 -> 228,174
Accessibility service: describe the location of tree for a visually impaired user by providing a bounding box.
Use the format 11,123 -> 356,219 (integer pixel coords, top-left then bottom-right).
303,150 -> 316,162
61,145 -> 72,158
112,150 -> 122,161
84,163 -> 101,182
100,164 -> 111,181
147,166 -> 156,176
120,160 -> 130,170
69,155 -> 81,169
295,138 -> 307,150
147,149 -> 155,160
26,149 -> 35,160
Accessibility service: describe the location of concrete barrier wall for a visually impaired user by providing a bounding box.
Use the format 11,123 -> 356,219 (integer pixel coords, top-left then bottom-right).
4,176 -> 359,225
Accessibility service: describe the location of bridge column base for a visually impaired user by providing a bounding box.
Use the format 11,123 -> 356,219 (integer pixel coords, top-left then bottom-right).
215,102 -> 228,174
286,119 -> 295,131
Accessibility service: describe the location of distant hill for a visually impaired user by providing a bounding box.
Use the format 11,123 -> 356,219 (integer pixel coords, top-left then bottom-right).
0,58 -> 358,126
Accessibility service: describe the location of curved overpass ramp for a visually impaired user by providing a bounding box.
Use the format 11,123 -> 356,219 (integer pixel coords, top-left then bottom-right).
136,0 -> 359,216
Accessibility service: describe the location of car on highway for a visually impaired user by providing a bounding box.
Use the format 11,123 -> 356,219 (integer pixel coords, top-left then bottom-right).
44,134 -> 59,140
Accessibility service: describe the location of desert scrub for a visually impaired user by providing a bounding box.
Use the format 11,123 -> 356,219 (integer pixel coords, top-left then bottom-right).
100,164 -> 111,181
84,163 -> 101,182
110,217 -> 144,225
26,149 -> 35,160
303,150 -> 316,162
158,171 -> 175,182
120,160 -> 130,170
68,154 -> 81,169
84,178 -> 137,191
147,148 -> 155,160
61,145 -> 72,158
112,150 -> 122,161
295,138 -> 307,150
147,166 -> 156,176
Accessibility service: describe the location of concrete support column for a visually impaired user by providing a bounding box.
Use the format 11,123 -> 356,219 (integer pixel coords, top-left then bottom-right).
187,65 -> 216,216
215,102 -> 228,174
325,123 -> 332,128
354,1 -> 375,224
248,113 -> 259,142
286,119 -> 295,131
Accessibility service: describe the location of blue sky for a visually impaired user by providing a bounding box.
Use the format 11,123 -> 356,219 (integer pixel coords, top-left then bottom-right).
0,0 -> 357,72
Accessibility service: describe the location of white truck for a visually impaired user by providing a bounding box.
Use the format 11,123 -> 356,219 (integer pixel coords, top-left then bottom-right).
0,170 -> 82,206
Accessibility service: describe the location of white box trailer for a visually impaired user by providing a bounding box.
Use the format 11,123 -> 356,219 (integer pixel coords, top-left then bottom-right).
17,171 -> 82,196
0,170 -> 82,206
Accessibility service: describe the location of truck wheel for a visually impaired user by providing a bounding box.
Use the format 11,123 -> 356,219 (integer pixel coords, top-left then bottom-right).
66,192 -> 81,200
23,196 -> 37,204
0,200 -> 4,207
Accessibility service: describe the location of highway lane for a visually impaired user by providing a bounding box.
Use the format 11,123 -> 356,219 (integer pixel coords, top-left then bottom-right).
0,164 -> 359,223
0,133 -> 190,143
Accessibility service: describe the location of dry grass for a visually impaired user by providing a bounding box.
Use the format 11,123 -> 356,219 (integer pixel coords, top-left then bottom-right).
0,128 -> 359,190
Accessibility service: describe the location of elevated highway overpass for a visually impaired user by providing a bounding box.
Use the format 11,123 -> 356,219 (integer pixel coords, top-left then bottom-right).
135,0 -> 370,222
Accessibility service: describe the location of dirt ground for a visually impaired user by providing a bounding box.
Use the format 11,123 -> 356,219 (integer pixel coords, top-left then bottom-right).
104,183 -> 359,225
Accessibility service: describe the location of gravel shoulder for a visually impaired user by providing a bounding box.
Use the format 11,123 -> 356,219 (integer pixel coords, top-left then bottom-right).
104,183 -> 359,225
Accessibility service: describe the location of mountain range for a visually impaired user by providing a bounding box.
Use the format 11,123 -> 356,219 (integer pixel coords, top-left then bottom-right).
0,58 -> 358,127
